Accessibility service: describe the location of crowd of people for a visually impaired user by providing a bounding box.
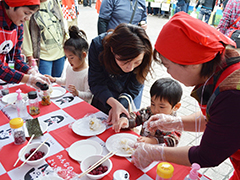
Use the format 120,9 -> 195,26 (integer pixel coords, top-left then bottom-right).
1,0 -> 240,179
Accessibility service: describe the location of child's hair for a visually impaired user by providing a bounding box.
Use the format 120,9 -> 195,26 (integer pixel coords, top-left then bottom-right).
150,78 -> 182,107
64,26 -> 89,60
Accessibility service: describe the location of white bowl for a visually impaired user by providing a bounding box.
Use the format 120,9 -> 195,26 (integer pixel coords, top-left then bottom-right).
18,142 -> 49,166
80,154 -> 113,180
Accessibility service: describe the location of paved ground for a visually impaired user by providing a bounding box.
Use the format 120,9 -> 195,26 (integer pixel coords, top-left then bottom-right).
75,4 -> 234,179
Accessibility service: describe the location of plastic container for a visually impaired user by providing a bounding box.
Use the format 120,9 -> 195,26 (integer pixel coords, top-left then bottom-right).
156,162 -> 174,180
184,163 -> 201,180
9,117 -> 26,145
31,59 -> 39,74
28,91 -> 40,115
113,170 -> 130,180
41,88 -> 51,106
15,89 -> 29,119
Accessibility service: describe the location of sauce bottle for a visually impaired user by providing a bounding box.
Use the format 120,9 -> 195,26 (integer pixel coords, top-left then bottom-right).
9,117 -> 26,145
156,162 -> 174,180
31,59 -> 39,74
36,82 -> 51,105
184,163 -> 201,180
15,89 -> 29,119
28,91 -> 40,115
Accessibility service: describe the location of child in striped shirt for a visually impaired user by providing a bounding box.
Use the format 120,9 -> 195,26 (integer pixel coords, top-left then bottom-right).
113,77 -> 182,147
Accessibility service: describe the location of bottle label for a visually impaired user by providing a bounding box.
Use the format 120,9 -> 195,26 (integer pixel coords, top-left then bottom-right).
8,61 -> 14,69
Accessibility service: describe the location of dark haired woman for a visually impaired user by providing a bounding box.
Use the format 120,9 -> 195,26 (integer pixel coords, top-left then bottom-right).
88,23 -> 153,123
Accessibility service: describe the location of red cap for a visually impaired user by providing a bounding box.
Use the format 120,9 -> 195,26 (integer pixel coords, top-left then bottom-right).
155,12 -> 236,65
5,0 -> 40,7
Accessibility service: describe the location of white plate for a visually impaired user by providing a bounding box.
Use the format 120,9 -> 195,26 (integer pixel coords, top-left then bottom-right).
106,133 -> 138,157
68,140 -> 103,162
24,120 -> 48,137
0,79 -> 7,85
72,117 -> 106,136
2,93 -> 26,104
50,87 -> 66,99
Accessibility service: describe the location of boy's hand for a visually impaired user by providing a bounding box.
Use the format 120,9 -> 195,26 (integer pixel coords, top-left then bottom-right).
68,84 -> 78,96
44,74 -> 56,83
137,136 -> 158,144
112,117 -> 129,132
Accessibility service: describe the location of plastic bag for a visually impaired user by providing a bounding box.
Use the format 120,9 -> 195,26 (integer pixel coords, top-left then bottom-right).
190,11 -> 197,19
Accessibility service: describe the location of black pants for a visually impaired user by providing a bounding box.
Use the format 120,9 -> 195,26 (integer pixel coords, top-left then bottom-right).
83,0 -> 91,6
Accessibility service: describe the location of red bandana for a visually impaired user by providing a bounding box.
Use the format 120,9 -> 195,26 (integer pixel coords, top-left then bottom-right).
5,0 -> 40,7
155,12 -> 236,65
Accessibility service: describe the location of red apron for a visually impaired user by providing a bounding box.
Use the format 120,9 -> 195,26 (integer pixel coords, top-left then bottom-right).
200,62 -> 240,180
0,27 -> 17,66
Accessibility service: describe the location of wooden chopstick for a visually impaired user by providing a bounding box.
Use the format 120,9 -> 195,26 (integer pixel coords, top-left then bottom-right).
78,151 -> 116,178
18,138 -> 49,168
13,134 -> 35,167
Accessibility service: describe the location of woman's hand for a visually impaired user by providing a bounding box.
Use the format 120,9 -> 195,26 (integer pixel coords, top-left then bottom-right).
106,97 -> 130,124
68,84 -> 78,96
147,114 -> 183,132
131,142 -> 165,169
112,117 -> 129,132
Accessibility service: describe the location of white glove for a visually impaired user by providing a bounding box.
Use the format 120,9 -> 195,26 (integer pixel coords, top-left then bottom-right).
147,114 -> 183,132
27,68 -> 37,75
131,142 -> 165,169
27,74 -> 50,90
35,73 -> 51,84
28,68 -> 50,84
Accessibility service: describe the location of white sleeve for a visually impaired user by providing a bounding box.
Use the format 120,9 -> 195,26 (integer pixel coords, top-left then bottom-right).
77,73 -> 93,103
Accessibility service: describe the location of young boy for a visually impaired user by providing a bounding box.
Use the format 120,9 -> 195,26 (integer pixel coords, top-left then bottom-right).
112,77 -> 183,147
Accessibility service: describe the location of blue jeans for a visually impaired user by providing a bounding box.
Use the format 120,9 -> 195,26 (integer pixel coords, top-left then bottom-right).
186,2 -> 189,13
174,2 -> 187,14
153,8 -> 160,15
39,56 -> 65,77
198,8 -> 212,23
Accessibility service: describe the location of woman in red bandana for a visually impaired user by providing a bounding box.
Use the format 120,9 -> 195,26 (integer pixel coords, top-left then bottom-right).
131,12 -> 240,180
0,0 -> 50,88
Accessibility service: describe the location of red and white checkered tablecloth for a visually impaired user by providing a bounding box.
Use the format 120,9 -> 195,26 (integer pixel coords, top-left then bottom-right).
0,84 -> 211,180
